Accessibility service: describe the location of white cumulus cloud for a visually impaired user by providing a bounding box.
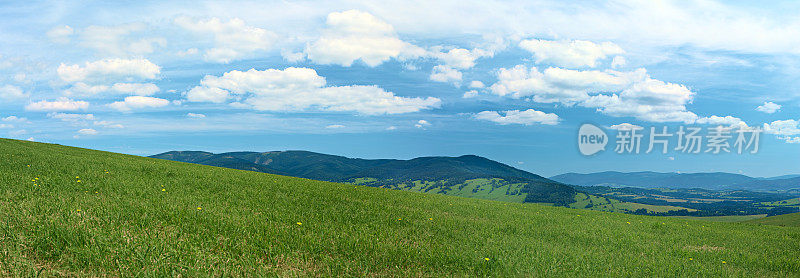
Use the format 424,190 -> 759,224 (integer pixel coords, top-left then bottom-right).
468,81 -> 485,88
475,109 -> 559,125
429,65 -> 462,84
695,115 -> 747,127
490,65 -> 698,123
48,113 -> 95,122
175,17 -> 277,63
26,98 -> 89,112
519,39 -> 624,68
609,123 -> 644,130
304,10 -> 426,67
756,102 -> 781,114
109,96 -> 169,112
58,58 -> 160,83
186,67 -> 440,115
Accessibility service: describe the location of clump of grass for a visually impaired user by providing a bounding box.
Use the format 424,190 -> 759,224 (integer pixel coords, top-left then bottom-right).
0,138 -> 799,276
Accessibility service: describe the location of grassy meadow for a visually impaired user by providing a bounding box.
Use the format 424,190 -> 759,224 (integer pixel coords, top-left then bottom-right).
1,138 -> 799,277
747,212 -> 800,227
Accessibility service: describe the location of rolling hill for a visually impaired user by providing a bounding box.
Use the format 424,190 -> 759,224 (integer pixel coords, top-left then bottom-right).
151,150 -> 576,205
2,138 -> 800,276
551,171 -> 800,191
747,212 -> 800,227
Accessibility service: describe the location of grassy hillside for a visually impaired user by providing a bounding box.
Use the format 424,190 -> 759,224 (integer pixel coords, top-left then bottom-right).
747,212 -> 800,227
1,138 -> 800,276
152,150 -> 577,206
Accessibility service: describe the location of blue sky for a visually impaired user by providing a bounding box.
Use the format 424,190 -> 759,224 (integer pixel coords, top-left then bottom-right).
1,0 -> 799,177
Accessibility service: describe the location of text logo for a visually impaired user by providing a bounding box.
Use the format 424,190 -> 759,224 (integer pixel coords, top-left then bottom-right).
578,124 -> 607,156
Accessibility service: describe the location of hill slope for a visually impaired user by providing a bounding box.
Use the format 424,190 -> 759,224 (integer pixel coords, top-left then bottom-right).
2,138 -> 799,276
152,150 -> 576,205
747,212 -> 800,227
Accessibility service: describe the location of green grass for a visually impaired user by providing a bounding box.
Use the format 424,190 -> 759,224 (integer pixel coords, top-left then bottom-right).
1,138 -> 800,277
673,215 -> 768,223
747,213 -> 800,227
569,193 -> 695,213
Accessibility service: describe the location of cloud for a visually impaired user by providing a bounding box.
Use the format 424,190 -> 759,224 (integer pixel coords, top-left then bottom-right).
468,81 -> 485,88
414,120 -> 431,128
64,82 -> 159,97
77,128 -> 98,135
764,120 -> 800,135
325,124 -> 345,129
186,86 -> 230,103
519,39 -> 624,68
111,83 -> 159,96
94,121 -> 124,128
109,96 -> 169,112
0,124 -> 12,129
187,113 -> 206,118
433,47 -> 493,69
756,101 -> 781,114
64,83 -> 109,96
429,65 -> 462,84
475,109 -> 559,125
609,123 -> 643,130
490,66 -> 698,123
48,113 -> 95,122
2,116 -> 27,122
0,85 -> 28,100
79,23 -> 165,56
47,25 -> 74,44
763,119 -> 800,143
304,10 -> 426,67
175,17 -> 278,63
489,65 -> 642,103
177,48 -> 200,57
695,115 -> 747,127
463,90 -> 479,98
581,78 -> 698,123
58,58 -> 160,83
186,67 -> 440,115
26,98 -> 89,112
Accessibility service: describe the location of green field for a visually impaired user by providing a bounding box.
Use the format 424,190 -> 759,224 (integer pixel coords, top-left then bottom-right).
569,193 -> 695,213
1,138 -> 800,276
747,213 -> 800,227
673,215 -> 768,223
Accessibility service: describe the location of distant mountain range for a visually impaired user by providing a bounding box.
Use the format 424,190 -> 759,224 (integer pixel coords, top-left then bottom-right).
150,150 -> 576,205
550,171 -> 800,191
